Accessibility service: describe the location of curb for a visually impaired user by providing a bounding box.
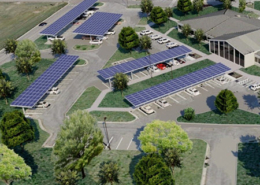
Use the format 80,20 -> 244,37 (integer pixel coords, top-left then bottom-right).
36,119 -> 55,148
201,142 -> 210,185
74,58 -> 89,66
96,111 -> 138,124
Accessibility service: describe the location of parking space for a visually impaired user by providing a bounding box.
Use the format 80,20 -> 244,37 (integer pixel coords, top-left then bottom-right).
108,133 -> 140,151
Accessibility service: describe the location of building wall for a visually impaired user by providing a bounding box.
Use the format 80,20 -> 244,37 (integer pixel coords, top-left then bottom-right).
244,52 -> 257,68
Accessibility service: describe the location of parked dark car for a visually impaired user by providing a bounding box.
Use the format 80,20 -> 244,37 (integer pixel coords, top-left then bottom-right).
39,22 -> 47,26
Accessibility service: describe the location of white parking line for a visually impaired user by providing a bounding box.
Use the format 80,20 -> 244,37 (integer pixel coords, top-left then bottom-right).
127,138 -> 133,150
106,136 -> 114,149
116,137 -> 123,150
102,82 -> 110,88
177,93 -> 186,100
154,102 -> 164,109
169,96 -> 179,103
210,80 -> 221,86
183,90 -> 193,97
134,74 -> 140,79
140,71 -> 147,76
205,82 -> 214,89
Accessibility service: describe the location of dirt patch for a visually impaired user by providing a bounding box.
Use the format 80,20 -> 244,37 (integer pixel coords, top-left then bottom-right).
33,11 -> 41,14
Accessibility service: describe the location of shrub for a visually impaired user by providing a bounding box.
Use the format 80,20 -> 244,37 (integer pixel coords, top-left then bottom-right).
183,107 -> 195,120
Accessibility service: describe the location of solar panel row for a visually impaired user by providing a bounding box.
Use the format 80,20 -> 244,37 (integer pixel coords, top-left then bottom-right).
11,55 -> 79,108
73,12 -> 122,36
40,0 -> 97,36
125,63 -> 231,107
98,46 -> 191,80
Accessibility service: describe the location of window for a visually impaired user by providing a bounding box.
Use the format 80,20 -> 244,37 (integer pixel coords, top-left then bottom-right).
235,50 -> 240,64
220,42 -> 224,57
210,41 -> 214,53
224,42 -> 229,60
229,45 -> 234,62
214,41 -> 218,55
240,54 -> 245,67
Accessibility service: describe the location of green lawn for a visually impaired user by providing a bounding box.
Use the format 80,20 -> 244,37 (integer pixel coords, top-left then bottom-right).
73,44 -> 100,51
254,1 -> 260,10
90,111 -> 135,122
240,65 -> 260,77
138,17 -> 151,25
100,59 -> 215,108
34,36 -> 51,50
127,4 -> 141,8
74,59 -> 86,65
103,47 -> 147,69
0,2 -> 67,49
168,29 -> 210,54
134,26 -> 146,32
177,109 -> 260,124
237,143 -> 260,185
151,20 -> 177,34
67,86 -> 101,115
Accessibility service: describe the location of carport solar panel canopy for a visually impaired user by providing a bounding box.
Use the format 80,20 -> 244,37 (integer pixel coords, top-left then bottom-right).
11,55 -> 79,108
125,63 -> 231,107
98,46 -> 192,80
73,12 -> 122,36
40,0 -> 97,36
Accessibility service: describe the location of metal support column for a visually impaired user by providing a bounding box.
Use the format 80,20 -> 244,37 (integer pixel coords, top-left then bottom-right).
22,107 -> 25,115
109,79 -> 111,88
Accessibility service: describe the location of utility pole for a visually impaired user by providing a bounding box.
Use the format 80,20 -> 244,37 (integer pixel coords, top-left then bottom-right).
103,117 -> 111,150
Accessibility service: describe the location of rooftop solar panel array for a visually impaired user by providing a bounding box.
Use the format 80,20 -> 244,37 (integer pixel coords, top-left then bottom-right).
125,63 -> 231,107
98,46 -> 192,80
40,0 -> 97,36
73,12 -> 122,36
11,55 -> 79,108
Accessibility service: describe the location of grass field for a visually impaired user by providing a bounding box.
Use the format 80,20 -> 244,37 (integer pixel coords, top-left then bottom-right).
177,109 -> 260,124
73,44 -> 100,51
99,59 -> 215,108
0,2 -> 67,49
74,59 -> 86,65
138,17 -> 151,25
254,1 -> 260,10
90,111 -> 135,122
237,143 -> 260,185
34,36 -> 51,50
151,20 -> 177,34
127,4 -> 141,8
134,26 -> 146,32
240,65 -> 260,77
168,29 -> 210,54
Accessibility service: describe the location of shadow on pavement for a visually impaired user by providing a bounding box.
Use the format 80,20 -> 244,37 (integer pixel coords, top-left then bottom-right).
242,94 -> 259,111
206,95 -> 216,110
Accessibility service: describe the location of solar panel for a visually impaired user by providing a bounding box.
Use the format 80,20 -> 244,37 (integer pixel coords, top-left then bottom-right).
125,63 -> 231,107
98,46 -> 192,80
11,55 -> 79,108
73,12 -> 122,36
40,0 -> 97,36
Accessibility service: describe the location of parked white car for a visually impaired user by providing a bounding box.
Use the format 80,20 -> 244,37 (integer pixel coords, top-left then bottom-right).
216,77 -> 227,84
156,99 -> 170,107
140,105 -> 155,115
186,88 -> 200,96
157,38 -> 170,44
149,34 -> 161,40
166,42 -> 178,49
250,83 -> 260,91
147,65 -> 160,73
84,10 -> 95,16
106,30 -> 116,35
96,36 -> 108,40
47,87 -> 60,95
35,101 -> 50,108
47,35 -> 65,41
140,30 -> 153,35
90,38 -> 103,45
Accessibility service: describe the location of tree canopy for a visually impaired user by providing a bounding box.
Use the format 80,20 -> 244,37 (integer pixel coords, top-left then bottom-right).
215,89 -> 239,114
182,24 -> 191,40
51,39 -> 67,55
55,170 -> 79,185
139,35 -> 152,54
164,7 -> 173,18
194,29 -> 204,45
139,120 -> 193,153
150,6 -> 168,25
193,0 -> 203,14
118,27 -> 139,52
98,161 -> 119,185
239,0 -> 246,12
4,39 -> 18,54
0,79 -> 14,105
140,0 -> 154,17
113,73 -> 129,96
223,0 -> 231,9
177,0 -> 192,14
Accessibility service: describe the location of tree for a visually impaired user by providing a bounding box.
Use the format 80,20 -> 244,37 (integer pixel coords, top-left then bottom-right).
4,39 -> 18,54
98,161 -> 119,185
139,35 -> 152,54
55,170 -> 79,185
16,58 -> 35,80
133,153 -> 175,185
139,120 -> 193,154
215,89 -> 239,114
0,110 -> 34,148
193,0 -> 203,14
223,0 -> 231,9
150,6 -> 168,27
177,0 -> 192,14
195,29 -> 204,45
51,39 -> 67,55
53,110 -> 104,179
0,69 -> 5,79
140,0 -> 154,19
0,144 -> 31,185
183,107 -> 195,121
182,24 -> 191,40
0,79 -> 14,105
239,0 -> 246,12
113,73 -> 129,96
164,7 -> 173,19
118,27 -> 139,53
162,148 -> 182,175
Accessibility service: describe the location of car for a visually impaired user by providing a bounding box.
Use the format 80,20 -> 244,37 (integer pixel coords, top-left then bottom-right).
90,38 -> 103,45
162,62 -> 172,68
140,30 -> 153,36
166,42 -> 178,49
156,63 -> 166,70
47,87 -> 60,95
84,10 -> 95,16
176,58 -> 185,64
35,101 -> 50,108
96,36 -> 108,40
157,38 -> 170,44
216,77 -> 227,84
47,35 -> 65,41
250,83 -> 260,91
172,60 -> 180,66
140,105 -> 155,115
186,88 -> 200,96
156,99 -> 170,107
147,65 -> 160,73
39,22 -> 47,26
106,30 -> 116,35
149,34 -> 162,40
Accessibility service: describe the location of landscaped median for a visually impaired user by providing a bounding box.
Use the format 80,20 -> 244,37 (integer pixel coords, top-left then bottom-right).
240,65 -> 260,77
34,36 -> 51,50
73,44 -> 100,51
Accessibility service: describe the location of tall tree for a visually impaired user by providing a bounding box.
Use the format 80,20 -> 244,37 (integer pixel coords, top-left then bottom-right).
0,79 -> 14,105
4,39 -> 18,54
223,0 -> 231,9
133,153 -> 175,185
0,144 -> 31,185
51,39 -> 67,55
239,0 -> 246,12
53,110 -> 104,179
140,0 -> 154,19
139,35 -> 152,54
0,69 -> 5,79
55,170 -> 79,185
193,0 -> 203,14
195,29 -> 204,45
118,27 -> 139,53
182,24 -> 191,40
113,73 -> 129,96
139,120 -> 193,154
215,89 -> 239,114
150,6 -> 168,27
98,161 -> 119,185
177,0 -> 192,14
164,7 -> 173,19
0,110 -> 34,148
162,148 -> 182,175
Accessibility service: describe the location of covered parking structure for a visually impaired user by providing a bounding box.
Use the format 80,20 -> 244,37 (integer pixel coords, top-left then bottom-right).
125,63 -> 231,108
11,55 -> 79,112
98,46 -> 192,87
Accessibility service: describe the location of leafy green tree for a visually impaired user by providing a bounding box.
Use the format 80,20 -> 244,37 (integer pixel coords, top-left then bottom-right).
177,0 -> 192,14
53,110 -> 104,179
183,107 -> 195,121
0,79 -> 14,105
4,39 -> 18,54
0,69 -> 5,79
193,0 -> 203,14
150,6 -> 168,27
0,110 -> 34,148
239,0 -> 246,12
223,0 -> 231,9
0,144 -> 32,185
195,29 -> 204,45
182,24 -> 191,40
162,148 -> 182,175
164,7 -> 173,19
140,0 -> 154,19
215,89 -> 239,114
98,161 -> 119,185
51,39 -> 67,55
140,35 -> 152,54
118,27 -> 139,53
113,73 -> 129,97
55,170 -> 79,185
133,153 -> 175,185
139,120 -> 193,153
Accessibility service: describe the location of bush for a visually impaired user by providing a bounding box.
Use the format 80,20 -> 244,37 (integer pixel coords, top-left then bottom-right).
76,45 -> 80,49
82,47 -> 87,50
183,107 -> 195,120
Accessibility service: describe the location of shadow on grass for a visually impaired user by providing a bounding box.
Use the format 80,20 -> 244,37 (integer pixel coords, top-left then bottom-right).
242,94 -> 259,110
129,152 -> 146,184
206,95 -> 216,110
30,119 -> 40,142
